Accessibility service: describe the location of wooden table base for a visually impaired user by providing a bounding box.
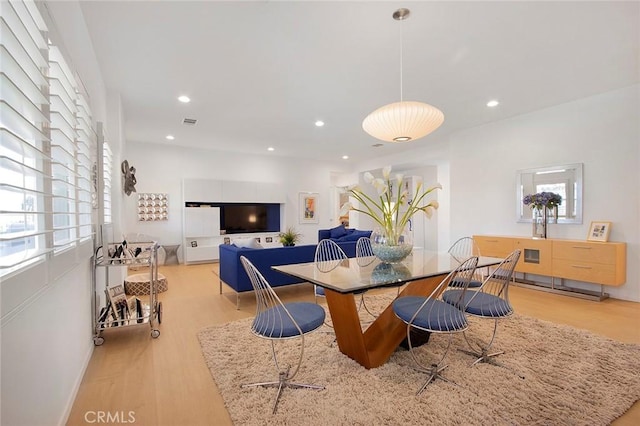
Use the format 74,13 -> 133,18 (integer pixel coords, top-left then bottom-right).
324,275 -> 443,369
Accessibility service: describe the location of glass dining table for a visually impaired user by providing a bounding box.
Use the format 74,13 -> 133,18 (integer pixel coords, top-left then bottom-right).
273,249 -> 504,369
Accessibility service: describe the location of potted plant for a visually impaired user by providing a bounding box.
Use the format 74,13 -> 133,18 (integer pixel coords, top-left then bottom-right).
279,227 -> 302,247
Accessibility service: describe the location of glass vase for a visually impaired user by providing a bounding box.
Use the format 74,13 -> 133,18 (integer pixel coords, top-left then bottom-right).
370,226 -> 413,263
532,207 -> 547,239
547,206 -> 558,224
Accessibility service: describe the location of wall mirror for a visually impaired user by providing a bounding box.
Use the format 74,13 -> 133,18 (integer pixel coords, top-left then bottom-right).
516,163 -> 583,224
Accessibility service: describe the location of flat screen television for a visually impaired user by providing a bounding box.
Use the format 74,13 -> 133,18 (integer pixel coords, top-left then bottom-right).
220,203 -> 280,234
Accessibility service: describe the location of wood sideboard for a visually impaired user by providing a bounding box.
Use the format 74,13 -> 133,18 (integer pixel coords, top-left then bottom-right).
473,235 -> 627,300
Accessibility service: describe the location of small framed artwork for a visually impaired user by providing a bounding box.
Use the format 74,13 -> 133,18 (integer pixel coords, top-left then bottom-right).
299,192 -> 319,224
108,284 -> 125,300
190,240 -> 198,248
223,237 -> 231,245
587,221 -> 611,242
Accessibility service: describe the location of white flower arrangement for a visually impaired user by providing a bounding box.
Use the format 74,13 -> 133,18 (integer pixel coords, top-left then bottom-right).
341,166 -> 441,245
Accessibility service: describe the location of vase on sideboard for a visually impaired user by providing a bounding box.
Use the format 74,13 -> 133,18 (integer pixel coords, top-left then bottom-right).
547,205 -> 558,224
532,207 -> 547,239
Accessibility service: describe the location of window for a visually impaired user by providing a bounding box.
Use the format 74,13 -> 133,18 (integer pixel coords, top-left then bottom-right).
1,0 -> 97,277
1,0 -> 51,272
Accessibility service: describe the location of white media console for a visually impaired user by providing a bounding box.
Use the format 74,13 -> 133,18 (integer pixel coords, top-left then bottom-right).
182,178 -> 285,263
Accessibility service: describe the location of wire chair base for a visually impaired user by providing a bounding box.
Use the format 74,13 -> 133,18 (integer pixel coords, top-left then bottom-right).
408,332 -> 464,394
242,365 -> 325,414
458,347 -> 504,366
413,363 -> 460,395
460,331 -> 526,379
458,347 -> 525,380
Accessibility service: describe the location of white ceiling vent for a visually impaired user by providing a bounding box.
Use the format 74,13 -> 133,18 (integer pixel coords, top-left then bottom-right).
182,118 -> 198,126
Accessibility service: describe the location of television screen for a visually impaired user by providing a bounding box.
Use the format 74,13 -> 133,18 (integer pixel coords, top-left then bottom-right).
221,204 -> 279,234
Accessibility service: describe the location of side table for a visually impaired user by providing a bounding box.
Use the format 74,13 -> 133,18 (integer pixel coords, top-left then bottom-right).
163,244 -> 180,265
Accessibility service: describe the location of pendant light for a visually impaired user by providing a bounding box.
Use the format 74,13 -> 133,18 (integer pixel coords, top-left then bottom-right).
362,8 -> 444,143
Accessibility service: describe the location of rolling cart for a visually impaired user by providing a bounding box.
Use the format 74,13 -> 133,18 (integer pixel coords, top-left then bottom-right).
92,241 -> 163,345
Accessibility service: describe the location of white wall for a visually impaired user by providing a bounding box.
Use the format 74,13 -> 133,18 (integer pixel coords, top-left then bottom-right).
0,3 -> 110,425
1,243 -> 95,426
447,85 -> 639,301
121,143 -> 351,248
362,86 -> 638,301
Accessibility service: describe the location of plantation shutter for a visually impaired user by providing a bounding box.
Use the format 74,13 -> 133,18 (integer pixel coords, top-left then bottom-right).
75,91 -> 95,240
102,137 -> 112,224
0,0 -> 52,271
48,44 -> 79,249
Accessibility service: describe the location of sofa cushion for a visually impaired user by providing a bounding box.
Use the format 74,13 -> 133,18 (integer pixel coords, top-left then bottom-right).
232,237 -> 263,249
329,225 -> 349,239
337,229 -> 372,242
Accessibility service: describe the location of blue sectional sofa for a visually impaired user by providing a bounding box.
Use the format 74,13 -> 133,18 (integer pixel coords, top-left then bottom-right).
218,227 -> 371,307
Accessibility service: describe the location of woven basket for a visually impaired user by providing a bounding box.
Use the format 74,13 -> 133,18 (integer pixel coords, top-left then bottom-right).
124,273 -> 168,295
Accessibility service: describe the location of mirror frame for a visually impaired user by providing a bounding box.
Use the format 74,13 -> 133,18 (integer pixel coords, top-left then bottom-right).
516,163 -> 583,224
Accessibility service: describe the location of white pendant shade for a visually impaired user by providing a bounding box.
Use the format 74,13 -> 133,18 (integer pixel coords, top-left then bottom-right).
362,101 -> 444,143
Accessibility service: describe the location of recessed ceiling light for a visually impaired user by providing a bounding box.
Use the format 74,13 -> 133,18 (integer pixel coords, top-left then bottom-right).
315,120 -> 325,127
486,100 -> 499,107
267,147 -> 275,152
342,155 -> 349,160
178,95 -> 191,103
165,135 -> 175,140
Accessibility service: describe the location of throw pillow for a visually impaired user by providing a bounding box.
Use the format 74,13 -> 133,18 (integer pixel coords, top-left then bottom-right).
232,238 -> 263,249
341,229 -> 372,241
329,225 -> 348,239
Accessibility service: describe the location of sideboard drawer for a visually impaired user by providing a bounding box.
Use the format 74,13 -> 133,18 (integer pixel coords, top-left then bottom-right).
552,259 -> 617,285
553,240 -> 617,264
474,236 -> 514,258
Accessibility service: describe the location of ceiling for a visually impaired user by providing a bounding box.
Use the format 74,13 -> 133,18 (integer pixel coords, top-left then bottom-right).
77,1 -> 639,163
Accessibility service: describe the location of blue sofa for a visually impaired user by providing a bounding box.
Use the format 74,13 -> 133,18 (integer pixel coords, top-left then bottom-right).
219,243 -> 317,297
218,227 -> 371,307
318,226 -> 372,245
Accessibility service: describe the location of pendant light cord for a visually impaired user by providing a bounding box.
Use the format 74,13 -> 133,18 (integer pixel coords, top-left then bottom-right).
399,17 -> 404,102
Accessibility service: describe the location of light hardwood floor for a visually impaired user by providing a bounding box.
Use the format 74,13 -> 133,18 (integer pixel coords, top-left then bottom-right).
67,263 -> 640,425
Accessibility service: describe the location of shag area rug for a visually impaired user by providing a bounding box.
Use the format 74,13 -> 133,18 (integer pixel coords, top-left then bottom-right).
198,293 -> 640,425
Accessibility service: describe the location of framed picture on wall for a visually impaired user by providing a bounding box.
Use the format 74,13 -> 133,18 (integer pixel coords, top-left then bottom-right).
587,221 -> 611,242
299,192 -> 319,224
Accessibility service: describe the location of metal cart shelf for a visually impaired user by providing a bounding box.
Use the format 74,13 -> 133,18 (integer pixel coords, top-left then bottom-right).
92,241 -> 163,345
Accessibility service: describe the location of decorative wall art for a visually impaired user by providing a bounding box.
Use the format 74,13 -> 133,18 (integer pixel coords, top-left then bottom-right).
137,193 -> 168,221
299,192 -> 319,224
121,160 -> 137,195
587,221 -> 611,242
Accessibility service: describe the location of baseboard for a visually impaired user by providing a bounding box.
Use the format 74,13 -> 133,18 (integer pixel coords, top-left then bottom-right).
58,342 -> 94,426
